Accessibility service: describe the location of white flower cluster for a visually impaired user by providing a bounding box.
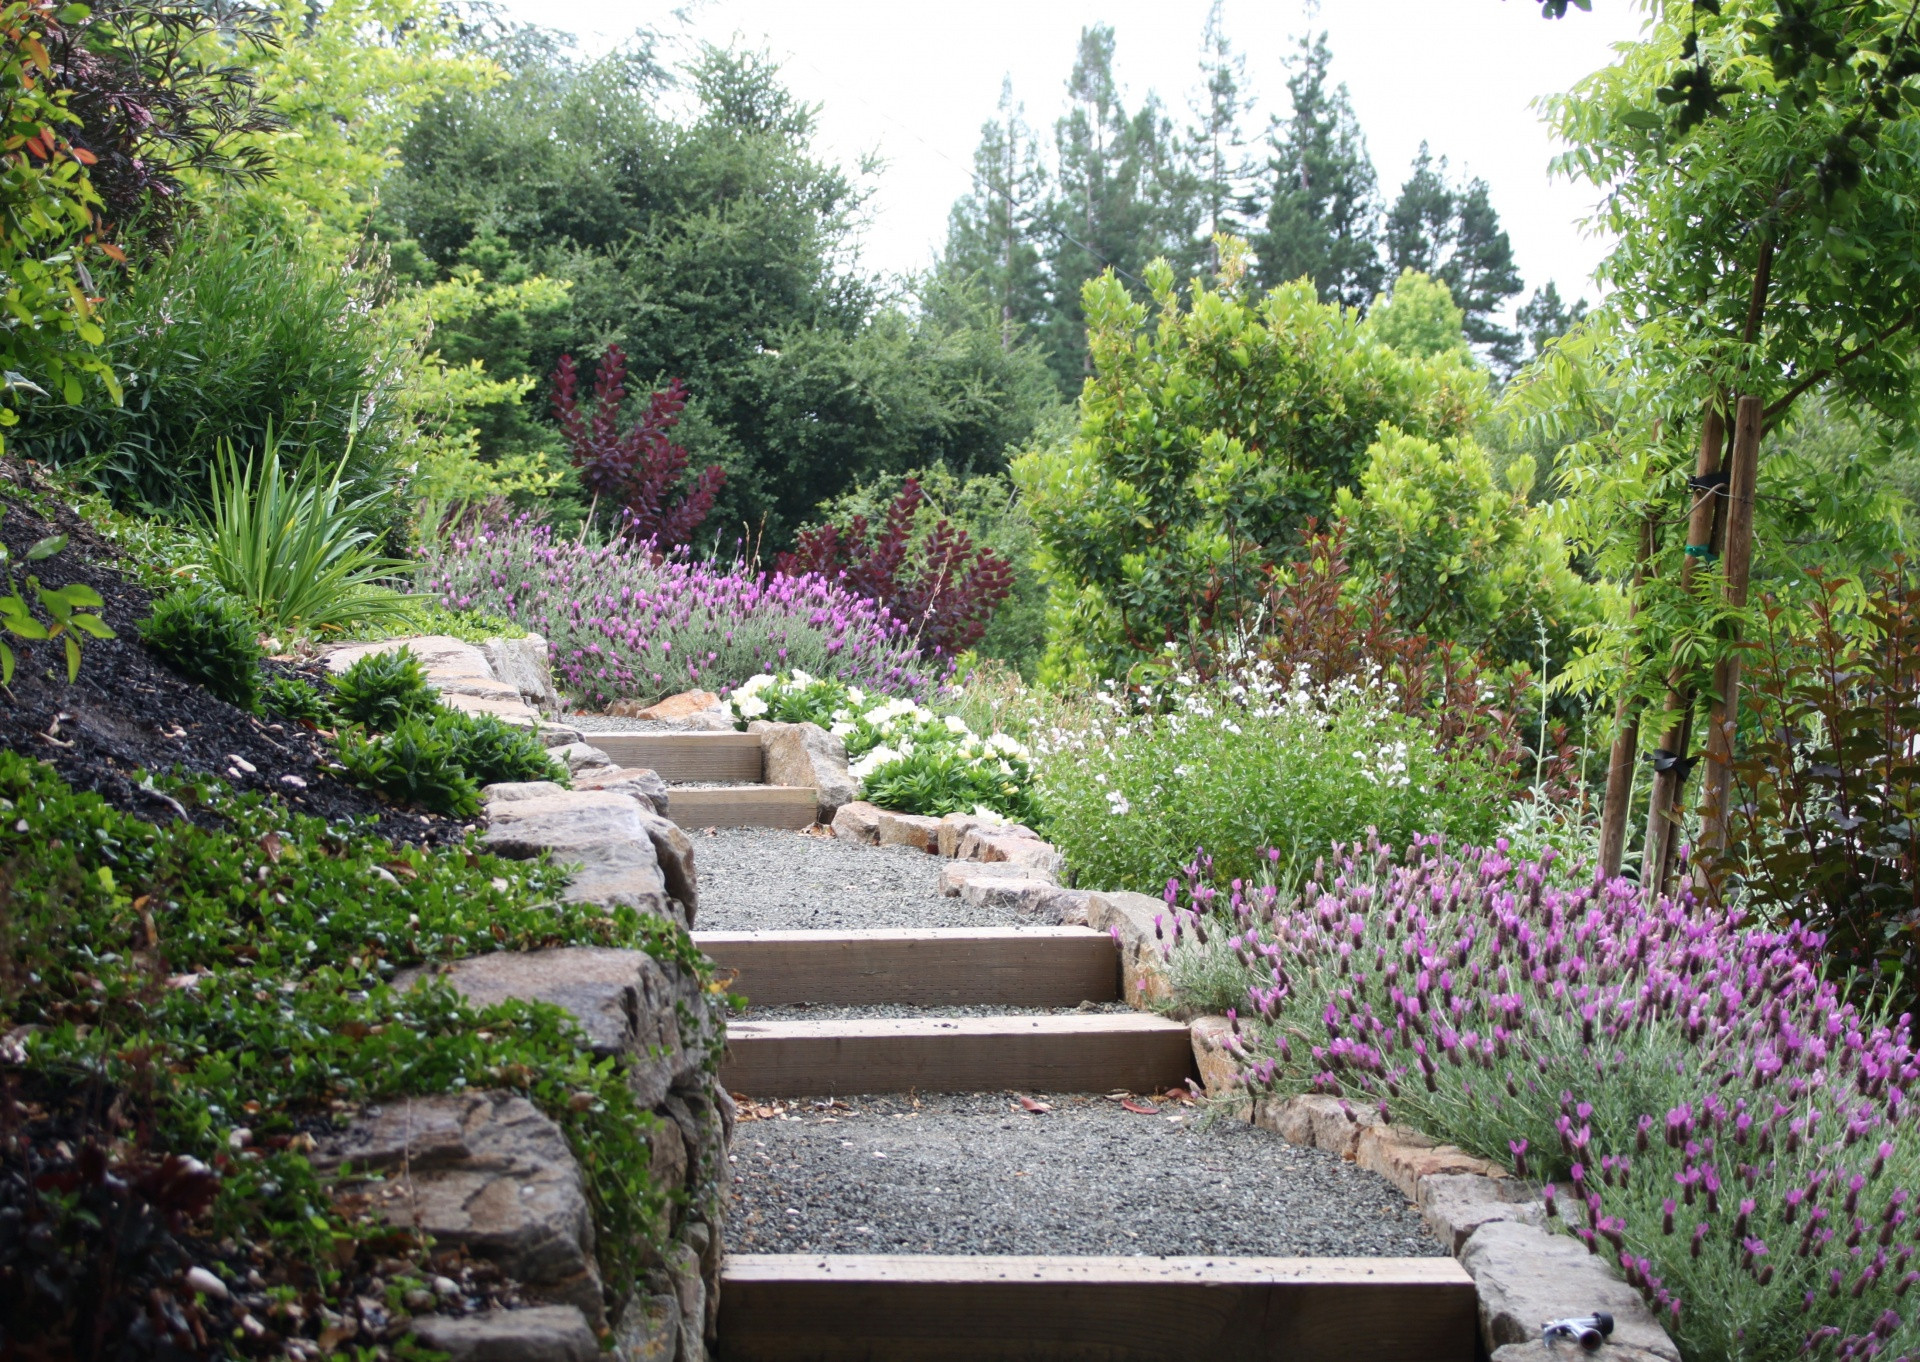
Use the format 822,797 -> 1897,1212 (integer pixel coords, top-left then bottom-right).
730,670 -> 834,722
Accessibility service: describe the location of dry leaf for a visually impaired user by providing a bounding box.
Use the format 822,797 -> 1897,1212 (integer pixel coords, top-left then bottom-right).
1017,1096 -> 1052,1113
1120,1100 -> 1160,1115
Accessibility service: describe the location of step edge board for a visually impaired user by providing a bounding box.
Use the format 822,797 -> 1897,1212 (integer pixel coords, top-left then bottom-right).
720,1253 -> 1472,1287
726,1014 -> 1187,1038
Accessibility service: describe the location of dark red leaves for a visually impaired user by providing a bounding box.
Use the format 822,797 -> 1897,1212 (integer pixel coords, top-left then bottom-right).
775,478 -> 1014,659
551,346 -> 723,551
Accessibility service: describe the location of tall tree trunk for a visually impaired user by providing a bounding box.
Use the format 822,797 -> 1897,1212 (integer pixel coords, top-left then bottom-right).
1642,406 -> 1728,891
1697,393 -> 1765,854
1598,508 -> 1659,880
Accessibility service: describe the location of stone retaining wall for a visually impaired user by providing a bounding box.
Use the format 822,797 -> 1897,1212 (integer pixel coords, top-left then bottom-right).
315,637 -> 731,1362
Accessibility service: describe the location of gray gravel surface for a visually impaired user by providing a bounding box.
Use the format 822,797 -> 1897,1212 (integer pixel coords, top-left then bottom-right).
567,714 -> 728,733
694,828 -> 1035,930
727,1091 -> 1441,1258
739,1002 -> 1132,1021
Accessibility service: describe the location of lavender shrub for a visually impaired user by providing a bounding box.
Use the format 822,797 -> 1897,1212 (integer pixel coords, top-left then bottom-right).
418,519 -> 934,709
1167,838 -> 1920,1362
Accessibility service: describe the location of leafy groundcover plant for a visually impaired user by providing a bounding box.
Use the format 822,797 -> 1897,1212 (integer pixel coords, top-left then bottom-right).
732,671 -> 1038,823
1164,835 -> 1920,1362
1035,660 -> 1510,894
419,518 -> 933,708
0,751 -> 722,1352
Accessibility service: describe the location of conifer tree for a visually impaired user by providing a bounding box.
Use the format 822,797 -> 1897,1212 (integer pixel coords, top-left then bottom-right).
1255,33 -> 1384,308
1187,0 -> 1258,273
1387,145 -> 1526,372
943,77 -> 1050,350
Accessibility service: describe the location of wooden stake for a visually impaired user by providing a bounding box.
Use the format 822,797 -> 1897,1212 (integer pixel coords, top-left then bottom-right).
1642,406 -> 1728,891
1697,394 -> 1764,854
1598,508 -> 1658,880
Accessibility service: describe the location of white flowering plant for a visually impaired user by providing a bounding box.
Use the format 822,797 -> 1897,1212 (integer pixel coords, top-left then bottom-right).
1032,661 -> 1511,894
733,671 -> 1039,822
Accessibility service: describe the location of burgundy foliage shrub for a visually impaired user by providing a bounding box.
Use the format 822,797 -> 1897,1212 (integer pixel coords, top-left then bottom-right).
775,477 -> 1014,658
551,347 -> 724,550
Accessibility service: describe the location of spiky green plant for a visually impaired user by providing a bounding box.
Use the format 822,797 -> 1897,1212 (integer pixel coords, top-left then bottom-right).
200,436 -> 418,637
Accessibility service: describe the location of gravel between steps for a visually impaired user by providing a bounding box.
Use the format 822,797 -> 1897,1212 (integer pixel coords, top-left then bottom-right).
739,1002 -> 1134,1021
727,1091 -> 1441,1258
692,827 -> 1034,930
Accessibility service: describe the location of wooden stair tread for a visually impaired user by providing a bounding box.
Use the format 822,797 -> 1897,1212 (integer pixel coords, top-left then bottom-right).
694,928 -> 1118,1007
721,1012 -> 1194,1097
718,1253 -> 1476,1362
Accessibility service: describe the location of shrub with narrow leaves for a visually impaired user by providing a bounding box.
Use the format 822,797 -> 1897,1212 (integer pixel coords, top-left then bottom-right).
262,675 -> 333,727
331,646 -> 439,732
138,586 -> 262,712
419,519 -> 934,709
440,709 -> 568,788
335,714 -> 480,817
1166,836 -> 1920,1362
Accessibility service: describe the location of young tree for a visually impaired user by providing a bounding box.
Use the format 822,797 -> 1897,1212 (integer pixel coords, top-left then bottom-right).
1387,145 -> 1525,371
1543,0 -> 1920,886
1254,32 -> 1383,308
1187,0 -> 1258,272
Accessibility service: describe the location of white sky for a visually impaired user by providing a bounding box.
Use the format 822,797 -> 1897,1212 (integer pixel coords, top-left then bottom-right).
489,0 -> 1650,310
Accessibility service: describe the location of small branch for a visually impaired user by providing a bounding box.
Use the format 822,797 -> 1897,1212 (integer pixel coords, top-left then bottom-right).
1763,309 -> 1918,424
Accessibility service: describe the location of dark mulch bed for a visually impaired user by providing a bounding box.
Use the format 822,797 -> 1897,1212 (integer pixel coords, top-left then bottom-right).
0,464 -> 462,845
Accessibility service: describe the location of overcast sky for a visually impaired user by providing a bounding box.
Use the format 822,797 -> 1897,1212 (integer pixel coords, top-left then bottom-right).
488,0 -> 1650,310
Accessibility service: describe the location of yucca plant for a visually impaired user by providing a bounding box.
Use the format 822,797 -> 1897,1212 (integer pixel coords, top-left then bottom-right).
201,435 -> 419,637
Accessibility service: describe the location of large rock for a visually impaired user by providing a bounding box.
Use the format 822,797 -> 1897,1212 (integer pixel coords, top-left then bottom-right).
483,634 -> 559,711
483,792 -> 673,921
830,800 -> 882,844
444,694 -> 543,727
1418,1173 -> 1546,1255
324,635 -> 492,682
548,742 -> 612,774
571,765 -> 671,817
939,860 -> 1054,896
1356,1122 -> 1507,1201
1253,1093 -> 1377,1158
1460,1221 -> 1680,1361
313,1093 -> 602,1325
483,780 -> 568,803
610,689 -> 723,721
958,829 -> 1065,877
957,876 -> 1090,923
396,947 -> 707,1107
1086,890 -> 1175,1009
410,1306 -> 599,1362
613,1293 -> 681,1362
637,808 -> 698,919
757,722 -> 854,822
875,811 -> 942,852
1189,1016 -> 1246,1104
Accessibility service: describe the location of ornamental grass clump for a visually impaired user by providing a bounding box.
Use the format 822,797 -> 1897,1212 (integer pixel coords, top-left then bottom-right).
418,518 -> 933,709
1166,836 -> 1920,1362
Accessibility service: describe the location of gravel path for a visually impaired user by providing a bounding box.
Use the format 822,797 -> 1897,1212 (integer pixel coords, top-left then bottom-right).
694,828 -> 1034,930
727,1092 -> 1441,1258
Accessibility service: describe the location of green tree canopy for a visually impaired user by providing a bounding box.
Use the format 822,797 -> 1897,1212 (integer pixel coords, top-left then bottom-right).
1014,239 -> 1487,678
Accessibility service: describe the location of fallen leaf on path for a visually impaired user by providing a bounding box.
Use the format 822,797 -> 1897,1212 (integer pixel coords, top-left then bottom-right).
1017,1096 -> 1052,1113
1121,1100 -> 1160,1115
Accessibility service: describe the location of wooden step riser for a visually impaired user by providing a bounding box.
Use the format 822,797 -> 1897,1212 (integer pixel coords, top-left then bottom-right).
721,1016 -> 1195,1097
718,1254 -> 1477,1362
590,732 -> 763,783
670,786 -> 817,830
695,929 -> 1119,1008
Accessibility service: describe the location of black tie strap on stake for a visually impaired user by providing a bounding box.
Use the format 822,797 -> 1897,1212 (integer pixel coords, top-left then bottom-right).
1687,469 -> 1731,496
1650,749 -> 1698,782
1684,544 -> 1718,561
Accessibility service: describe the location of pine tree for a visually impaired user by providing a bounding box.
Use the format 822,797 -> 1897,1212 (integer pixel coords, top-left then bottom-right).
1038,25 -> 1159,391
943,77 -> 1050,350
1254,33 -> 1384,309
1386,145 -> 1526,372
